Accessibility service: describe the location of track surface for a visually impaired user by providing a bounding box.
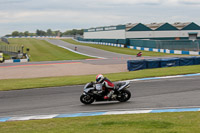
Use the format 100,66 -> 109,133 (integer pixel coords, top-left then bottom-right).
46,39 -> 135,59
1,75 -> 200,117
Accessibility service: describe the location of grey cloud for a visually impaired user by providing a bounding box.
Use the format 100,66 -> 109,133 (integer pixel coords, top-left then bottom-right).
0,0 -> 200,36
0,0 -> 27,4
0,0 -> 28,7
0,0 -> 163,12
179,1 -> 200,5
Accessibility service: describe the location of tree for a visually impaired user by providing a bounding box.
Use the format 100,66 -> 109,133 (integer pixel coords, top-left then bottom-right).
77,29 -> 83,35
54,30 -> 61,37
19,32 -> 24,36
29,33 -> 36,36
36,29 -> 41,36
36,29 -> 47,36
47,29 -> 52,36
63,29 -> 83,36
24,31 -> 29,36
12,31 -> 19,36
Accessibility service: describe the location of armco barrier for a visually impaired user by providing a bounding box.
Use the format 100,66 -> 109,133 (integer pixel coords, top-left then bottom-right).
73,39 -> 125,48
4,58 -> 29,63
127,46 -> 200,55
127,56 -> 200,71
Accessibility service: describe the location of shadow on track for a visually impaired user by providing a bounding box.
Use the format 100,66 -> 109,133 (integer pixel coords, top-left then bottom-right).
80,101 -> 132,106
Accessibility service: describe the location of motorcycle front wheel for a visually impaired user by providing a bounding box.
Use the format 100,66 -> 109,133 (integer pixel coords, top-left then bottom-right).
80,94 -> 95,104
117,90 -> 131,102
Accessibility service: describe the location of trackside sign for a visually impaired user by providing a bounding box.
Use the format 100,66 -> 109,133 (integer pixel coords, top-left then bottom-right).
84,25 -> 125,32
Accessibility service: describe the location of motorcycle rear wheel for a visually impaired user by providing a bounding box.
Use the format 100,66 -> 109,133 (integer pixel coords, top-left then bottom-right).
80,94 -> 95,104
117,90 -> 131,102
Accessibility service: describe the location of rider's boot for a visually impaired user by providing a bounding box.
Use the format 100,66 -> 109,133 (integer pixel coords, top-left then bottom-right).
104,90 -> 114,100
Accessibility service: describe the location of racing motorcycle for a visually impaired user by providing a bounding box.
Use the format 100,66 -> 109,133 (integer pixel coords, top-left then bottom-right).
80,81 -> 131,104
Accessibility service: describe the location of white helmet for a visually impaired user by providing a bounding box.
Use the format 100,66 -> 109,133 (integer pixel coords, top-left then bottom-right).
96,74 -> 104,83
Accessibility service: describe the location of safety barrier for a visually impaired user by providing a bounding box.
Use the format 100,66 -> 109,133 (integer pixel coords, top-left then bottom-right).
74,39 -> 125,48
127,45 -> 200,55
75,39 -> 199,55
4,54 -> 30,63
4,58 -> 29,63
127,56 -> 200,71
7,36 -> 58,38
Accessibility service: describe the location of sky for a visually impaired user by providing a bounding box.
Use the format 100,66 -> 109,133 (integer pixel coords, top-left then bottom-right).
0,0 -> 200,36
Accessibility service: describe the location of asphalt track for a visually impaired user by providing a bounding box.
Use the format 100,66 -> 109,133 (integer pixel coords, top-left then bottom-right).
45,39 -> 135,59
0,75 -> 200,117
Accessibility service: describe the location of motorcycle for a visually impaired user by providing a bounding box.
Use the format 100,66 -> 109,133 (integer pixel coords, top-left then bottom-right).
80,81 -> 131,104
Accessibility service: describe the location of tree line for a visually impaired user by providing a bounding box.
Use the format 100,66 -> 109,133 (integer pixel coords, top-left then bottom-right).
5,29 -> 84,37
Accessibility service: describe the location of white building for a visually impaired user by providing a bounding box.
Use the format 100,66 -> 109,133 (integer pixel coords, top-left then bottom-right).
83,22 -> 200,44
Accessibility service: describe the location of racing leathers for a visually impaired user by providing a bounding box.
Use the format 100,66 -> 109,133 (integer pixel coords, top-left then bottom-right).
101,77 -> 115,100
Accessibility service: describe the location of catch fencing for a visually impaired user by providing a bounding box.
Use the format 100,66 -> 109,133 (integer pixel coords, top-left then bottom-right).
129,39 -> 200,52
0,45 -> 22,56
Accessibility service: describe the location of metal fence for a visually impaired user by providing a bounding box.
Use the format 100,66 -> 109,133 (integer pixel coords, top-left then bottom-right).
129,39 -> 200,51
155,40 -> 200,51
0,45 -> 22,56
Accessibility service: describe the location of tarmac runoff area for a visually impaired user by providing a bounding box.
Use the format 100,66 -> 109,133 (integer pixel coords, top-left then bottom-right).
0,59 -> 128,79
0,55 -> 187,80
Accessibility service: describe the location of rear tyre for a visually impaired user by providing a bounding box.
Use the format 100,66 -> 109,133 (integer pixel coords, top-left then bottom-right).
117,90 -> 131,102
80,94 -> 95,104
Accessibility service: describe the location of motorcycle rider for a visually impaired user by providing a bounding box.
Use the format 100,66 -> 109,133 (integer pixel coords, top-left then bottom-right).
96,74 -> 115,100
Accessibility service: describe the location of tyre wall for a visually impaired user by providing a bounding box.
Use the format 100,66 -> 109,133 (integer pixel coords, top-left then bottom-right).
127,56 -> 200,71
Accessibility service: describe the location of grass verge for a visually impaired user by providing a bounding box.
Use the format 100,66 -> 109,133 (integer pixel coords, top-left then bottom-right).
7,38 -> 92,61
0,65 -> 200,91
0,112 -> 200,133
62,39 -> 186,57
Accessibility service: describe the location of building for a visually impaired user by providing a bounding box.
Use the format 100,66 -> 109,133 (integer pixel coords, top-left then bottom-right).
82,22 -> 200,45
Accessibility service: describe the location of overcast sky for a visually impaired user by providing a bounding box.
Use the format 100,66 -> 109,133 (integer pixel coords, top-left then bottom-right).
1,0 -> 200,36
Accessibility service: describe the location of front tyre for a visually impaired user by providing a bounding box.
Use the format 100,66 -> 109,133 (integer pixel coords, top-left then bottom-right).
80,94 -> 95,104
117,90 -> 131,102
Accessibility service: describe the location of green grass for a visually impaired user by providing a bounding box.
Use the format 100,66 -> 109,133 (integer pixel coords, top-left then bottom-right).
1,112 -> 200,133
62,39 -> 185,57
7,38 -> 92,61
0,40 -> 6,45
0,65 -> 200,91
